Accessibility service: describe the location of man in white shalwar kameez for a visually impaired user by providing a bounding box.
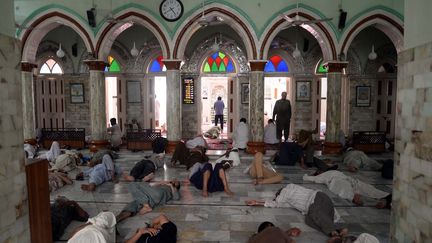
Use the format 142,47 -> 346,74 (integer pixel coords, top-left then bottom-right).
68,211 -> 116,243
303,170 -> 390,206
39,141 -> 61,162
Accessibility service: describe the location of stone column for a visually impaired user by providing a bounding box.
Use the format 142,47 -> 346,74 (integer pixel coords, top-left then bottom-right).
85,60 -> 109,152
163,60 -> 182,153
323,61 -> 348,154
0,14 -> 31,242
21,62 -> 37,144
247,60 -> 267,154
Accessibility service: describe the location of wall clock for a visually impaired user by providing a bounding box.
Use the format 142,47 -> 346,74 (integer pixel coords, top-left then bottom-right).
159,0 -> 184,22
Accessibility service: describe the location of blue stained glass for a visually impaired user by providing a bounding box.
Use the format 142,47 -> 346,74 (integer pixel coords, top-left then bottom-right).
150,60 -> 162,72
211,52 -> 218,59
277,60 -> 289,72
104,66 -> 109,72
226,61 -> 234,72
264,62 -> 276,72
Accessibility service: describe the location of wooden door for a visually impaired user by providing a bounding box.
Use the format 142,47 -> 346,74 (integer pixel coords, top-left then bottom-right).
376,79 -> 396,139
117,78 -> 127,132
35,77 -> 65,129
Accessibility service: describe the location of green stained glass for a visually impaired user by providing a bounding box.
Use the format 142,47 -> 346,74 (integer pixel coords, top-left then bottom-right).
219,62 -> 226,71
211,62 -> 218,71
109,59 -> 121,72
204,63 -> 211,72
317,60 -> 327,73
219,52 -> 225,59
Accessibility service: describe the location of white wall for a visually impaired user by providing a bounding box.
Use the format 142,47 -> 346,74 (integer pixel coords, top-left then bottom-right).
404,0 -> 432,49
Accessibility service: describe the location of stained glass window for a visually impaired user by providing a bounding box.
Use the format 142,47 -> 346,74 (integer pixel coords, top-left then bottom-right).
316,59 -> 328,73
203,52 -> 235,72
149,56 -> 167,72
40,59 -> 63,74
104,56 -> 121,72
264,55 -> 289,72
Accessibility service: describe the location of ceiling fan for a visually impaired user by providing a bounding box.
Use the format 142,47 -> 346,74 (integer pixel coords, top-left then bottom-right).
197,1 -> 224,28
105,0 -> 133,24
281,2 -> 332,28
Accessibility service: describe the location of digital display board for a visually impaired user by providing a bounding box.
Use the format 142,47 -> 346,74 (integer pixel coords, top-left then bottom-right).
182,78 -> 194,104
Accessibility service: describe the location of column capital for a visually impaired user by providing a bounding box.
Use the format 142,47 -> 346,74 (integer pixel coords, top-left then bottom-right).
84,60 -> 107,71
21,62 -> 37,72
162,59 -> 182,70
325,61 -> 348,73
249,60 -> 267,71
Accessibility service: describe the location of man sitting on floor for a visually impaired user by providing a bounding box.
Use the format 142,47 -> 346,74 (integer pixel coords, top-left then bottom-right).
51,196 -> 89,241
68,211 -> 116,243
303,170 -> 391,207
248,221 -> 301,243
232,118 -> 249,150
264,119 -> 279,145
77,154 -> 122,191
116,181 -> 181,223
123,153 -> 165,182
125,214 -> 177,243
246,183 -> 347,238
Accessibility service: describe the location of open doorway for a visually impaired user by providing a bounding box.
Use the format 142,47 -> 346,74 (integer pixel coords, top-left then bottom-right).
154,76 -> 167,133
201,77 -> 229,134
105,77 -> 118,128
319,78 -> 327,140
264,77 -> 292,121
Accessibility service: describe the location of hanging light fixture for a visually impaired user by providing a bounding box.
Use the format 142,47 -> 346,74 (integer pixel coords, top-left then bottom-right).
293,43 -> 301,59
56,43 -> 65,58
368,45 -> 377,60
211,35 -> 219,51
130,42 -> 139,57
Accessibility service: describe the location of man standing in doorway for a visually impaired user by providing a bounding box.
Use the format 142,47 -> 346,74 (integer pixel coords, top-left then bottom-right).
214,96 -> 225,131
273,92 -> 292,141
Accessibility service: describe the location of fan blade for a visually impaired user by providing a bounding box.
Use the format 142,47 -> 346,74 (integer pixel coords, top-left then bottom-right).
302,18 -> 333,25
281,22 -> 294,30
281,14 -> 294,23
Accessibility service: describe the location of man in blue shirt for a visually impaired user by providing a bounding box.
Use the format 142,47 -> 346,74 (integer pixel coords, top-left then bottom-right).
214,96 -> 225,131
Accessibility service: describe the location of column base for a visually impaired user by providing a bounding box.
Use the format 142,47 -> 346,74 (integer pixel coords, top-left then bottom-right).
166,140 -> 180,154
247,141 -> 265,154
323,142 -> 342,155
24,138 -> 37,145
89,140 -> 110,153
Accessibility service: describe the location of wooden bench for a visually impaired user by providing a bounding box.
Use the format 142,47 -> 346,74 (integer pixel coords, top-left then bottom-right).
126,129 -> 162,151
352,131 -> 386,153
41,128 -> 86,149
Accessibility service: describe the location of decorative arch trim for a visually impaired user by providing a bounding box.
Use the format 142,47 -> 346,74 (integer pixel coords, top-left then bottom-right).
341,14 -> 404,54
173,7 -> 257,60
20,11 -> 94,62
260,12 -> 337,61
96,11 -> 170,60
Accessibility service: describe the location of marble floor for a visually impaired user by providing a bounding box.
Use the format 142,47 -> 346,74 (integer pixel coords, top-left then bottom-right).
51,149 -> 394,243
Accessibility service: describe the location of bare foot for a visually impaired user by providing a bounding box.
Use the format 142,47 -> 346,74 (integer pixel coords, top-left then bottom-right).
202,191 -> 209,197
352,194 -> 363,206
224,189 -> 234,196
81,184 -> 95,191
138,204 -> 152,215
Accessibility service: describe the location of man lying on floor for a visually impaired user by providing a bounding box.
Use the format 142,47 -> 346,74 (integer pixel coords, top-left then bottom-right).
123,153 -> 165,182
248,221 -> 301,243
125,214 -> 177,243
68,211 -> 116,243
77,154 -> 122,191
51,196 -> 89,241
189,160 -> 234,197
303,170 -> 391,208
343,148 -> 383,172
116,181 -> 181,223
245,183 -> 348,238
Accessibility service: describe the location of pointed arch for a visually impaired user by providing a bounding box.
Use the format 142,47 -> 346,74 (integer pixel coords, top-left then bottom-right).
340,11 -> 403,55
39,58 -> 64,74
96,10 -> 170,61
20,11 -> 93,63
265,55 -> 289,72
260,11 -> 337,61
148,55 -> 167,72
173,5 -> 257,60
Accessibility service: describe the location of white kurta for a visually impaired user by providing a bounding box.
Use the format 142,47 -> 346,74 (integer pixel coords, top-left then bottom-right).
68,212 -> 116,243
186,136 -> 206,149
343,150 -> 382,171
354,233 -> 380,243
40,141 -> 61,162
264,123 -> 279,144
232,122 -> 249,149
303,170 -> 389,201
